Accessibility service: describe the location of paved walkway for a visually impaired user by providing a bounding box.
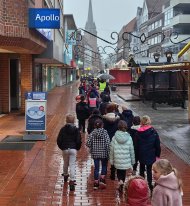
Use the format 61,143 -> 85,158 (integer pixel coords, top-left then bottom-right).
0,82 -> 189,205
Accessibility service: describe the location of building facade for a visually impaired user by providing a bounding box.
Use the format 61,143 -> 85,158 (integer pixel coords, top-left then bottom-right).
0,0 -> 73,114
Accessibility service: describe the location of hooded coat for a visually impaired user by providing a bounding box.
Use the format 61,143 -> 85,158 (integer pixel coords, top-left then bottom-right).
109,130 -> 135,170
126,178 -> 151,206
151,172 -> 183,206
136,126 -> 161,165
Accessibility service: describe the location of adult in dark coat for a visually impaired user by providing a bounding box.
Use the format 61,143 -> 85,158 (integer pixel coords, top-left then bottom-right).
76,95 -> 89,133
103,103 -> 120,141
99,94 -> 110,115
136,115 -> 161,191
120,105 -> 134,131
87,108 -> 103,134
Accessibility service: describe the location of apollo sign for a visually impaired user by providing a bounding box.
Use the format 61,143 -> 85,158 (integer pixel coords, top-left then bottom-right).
29,8 -> 60,29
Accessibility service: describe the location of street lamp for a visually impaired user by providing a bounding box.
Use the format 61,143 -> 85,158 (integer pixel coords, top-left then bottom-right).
153,52 -> 160,62
165,51 -> 173,63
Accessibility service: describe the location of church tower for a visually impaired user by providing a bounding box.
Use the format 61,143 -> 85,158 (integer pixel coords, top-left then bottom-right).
84,0 -> 98,58
84,0 -> 99,69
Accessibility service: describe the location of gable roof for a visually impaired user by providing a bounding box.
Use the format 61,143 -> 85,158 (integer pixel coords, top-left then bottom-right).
146,0 -> 169,18
124,18 -> 137,33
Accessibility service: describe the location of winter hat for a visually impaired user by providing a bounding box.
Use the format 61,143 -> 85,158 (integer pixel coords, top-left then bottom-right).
125,176 -> 150,206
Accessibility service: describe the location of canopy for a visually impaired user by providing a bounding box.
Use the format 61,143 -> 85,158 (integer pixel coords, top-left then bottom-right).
114,59 -> 129,70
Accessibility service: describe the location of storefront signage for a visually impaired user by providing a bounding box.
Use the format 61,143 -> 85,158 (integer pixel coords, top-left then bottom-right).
66,30 -> 76,45
64,44 -> 73,65
25,92 -> 47,100
29,8 -> 60,29
25,100 -> 47,131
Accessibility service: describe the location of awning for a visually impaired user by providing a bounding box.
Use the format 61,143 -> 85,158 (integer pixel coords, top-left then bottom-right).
146,62 -> 190,71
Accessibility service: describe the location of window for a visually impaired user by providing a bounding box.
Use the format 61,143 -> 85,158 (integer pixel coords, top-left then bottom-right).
155,36 -> 158,44
148,25 -> 151,32
155,21 -> 158,29
151,23 -> 155,30
158,35 -> 162,43
164,9 -> 173,26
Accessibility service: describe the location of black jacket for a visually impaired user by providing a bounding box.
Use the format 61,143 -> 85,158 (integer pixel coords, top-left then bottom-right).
76,101 -> 89,120
121,109 -> 134,130
87,114 -> 103,134
136,127 -> 161,165
103,113 -> 120,140
57,124 -> 81,150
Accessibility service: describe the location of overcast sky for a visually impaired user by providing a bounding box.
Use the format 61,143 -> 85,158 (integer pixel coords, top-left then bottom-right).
64,0 -> 144,49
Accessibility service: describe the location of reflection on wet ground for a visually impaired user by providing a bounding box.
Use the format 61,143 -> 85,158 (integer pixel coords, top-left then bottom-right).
0,83 -> 190,205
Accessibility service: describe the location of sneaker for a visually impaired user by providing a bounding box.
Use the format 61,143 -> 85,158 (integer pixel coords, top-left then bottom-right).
69,181 -> 75,191
99,178 -> 106,189
94,181 -> 99,190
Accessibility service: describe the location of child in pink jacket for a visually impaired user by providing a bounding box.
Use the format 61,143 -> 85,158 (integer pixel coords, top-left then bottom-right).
151,159 -> 183,206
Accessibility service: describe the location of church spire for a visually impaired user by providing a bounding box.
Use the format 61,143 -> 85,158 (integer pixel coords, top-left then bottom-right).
87,0 -> 93,24
85,0 -> 97,35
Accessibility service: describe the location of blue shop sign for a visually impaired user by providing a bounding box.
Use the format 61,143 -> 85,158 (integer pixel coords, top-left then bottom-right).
25,92 -> 47,100
29,8 -> 60,29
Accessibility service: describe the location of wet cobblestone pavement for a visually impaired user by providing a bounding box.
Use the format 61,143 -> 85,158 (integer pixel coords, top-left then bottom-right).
0,82 -> 190,205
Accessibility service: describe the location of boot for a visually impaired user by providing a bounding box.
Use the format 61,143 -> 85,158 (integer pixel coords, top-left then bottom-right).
117,180 -> 124,193
69,180 -> 75,191
99,176 -> 106,189
110,165 -> 116,180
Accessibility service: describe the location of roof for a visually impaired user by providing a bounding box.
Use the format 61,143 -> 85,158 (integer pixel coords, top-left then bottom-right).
146,0 -> 169,17
146,62 -> 190,71
124,18 -> 136,33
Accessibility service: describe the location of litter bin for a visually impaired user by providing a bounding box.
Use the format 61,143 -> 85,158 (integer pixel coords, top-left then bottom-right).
111,85 -> 117,91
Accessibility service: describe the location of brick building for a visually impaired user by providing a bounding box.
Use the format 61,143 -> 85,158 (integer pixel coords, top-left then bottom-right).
0,0 -> 66,114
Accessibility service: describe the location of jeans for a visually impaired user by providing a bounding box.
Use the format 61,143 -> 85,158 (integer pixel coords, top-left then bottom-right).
94,158 -> 108,180
62,149 -> 77,181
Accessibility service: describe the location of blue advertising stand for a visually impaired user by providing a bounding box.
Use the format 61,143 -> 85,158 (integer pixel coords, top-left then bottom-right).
23,92 -> 47,141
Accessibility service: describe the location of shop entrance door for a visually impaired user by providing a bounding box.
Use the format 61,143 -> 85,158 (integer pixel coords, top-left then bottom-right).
10,59 -> 21,111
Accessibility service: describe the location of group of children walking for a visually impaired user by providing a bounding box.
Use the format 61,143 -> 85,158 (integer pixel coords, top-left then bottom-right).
57,82 -> 183,205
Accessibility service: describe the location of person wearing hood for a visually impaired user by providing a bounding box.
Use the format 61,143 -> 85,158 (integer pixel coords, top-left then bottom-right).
136,115 -> 161,191
125,176 -> 152,206
57,114 -> 82,191
109,120 -> 135,192
151,159 -> 183,206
